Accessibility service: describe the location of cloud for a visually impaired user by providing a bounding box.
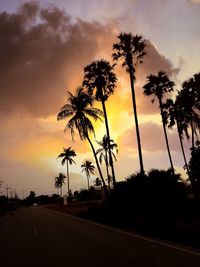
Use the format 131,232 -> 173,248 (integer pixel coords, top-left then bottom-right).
136,40 -> 180,81
0,2 -> 179,119
117,121 -> 181,153
0,2 -> 115,117
189,0 -> 200,3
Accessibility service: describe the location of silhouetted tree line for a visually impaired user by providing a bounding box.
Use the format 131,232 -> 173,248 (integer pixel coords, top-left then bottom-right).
55,31 -> 199,199
23,191 -> 61,206
74,186 -> 101,202
0,195 -> 21,216
53,31 -> 200,246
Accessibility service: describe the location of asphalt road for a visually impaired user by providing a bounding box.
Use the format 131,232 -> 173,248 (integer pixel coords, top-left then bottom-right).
0,206 -> 200,267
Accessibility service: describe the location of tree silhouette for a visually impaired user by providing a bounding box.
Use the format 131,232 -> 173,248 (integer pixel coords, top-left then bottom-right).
96,135 -> 118,189
189,141 -> 200,197
164,97 -> 190,174
57,147 -> 76,196
179,73 -> 200,150
113,33 -> 146,174
54,173 -> 66,197
57,87 -> 108,194
83,60 -> 117,186
94,177 -> 102,187
143,71 -> 175,173
81,160 -> 95,190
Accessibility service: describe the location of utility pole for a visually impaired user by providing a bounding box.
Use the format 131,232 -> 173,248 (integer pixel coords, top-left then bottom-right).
10,190 -> 13,199
14,188 -> 17,199
0,181 -> 3,196
5,186 -> 10,199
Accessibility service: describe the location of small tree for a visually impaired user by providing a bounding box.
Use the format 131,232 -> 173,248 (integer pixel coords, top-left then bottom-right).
81,161 -> 95,190
94,177 -> 102,187
96,135 -> 118,188
54,173 -> 66,197
57,147 -> 76,196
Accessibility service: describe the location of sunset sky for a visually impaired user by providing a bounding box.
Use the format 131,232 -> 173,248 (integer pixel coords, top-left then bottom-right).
0,0 -> 200,198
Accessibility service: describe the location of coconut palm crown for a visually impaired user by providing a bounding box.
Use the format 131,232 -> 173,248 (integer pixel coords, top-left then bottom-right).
58,87 -> 103,140
112,33 -> 146,76
83,60 -> 117,101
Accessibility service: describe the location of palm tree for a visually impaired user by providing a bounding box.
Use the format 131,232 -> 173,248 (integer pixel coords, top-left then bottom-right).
143,71 -> 175,173
188,141 -> 200,198
96,135 -> 118,189
106,175 -> 113,191
57,147 -> 76,196
94,177 -> 102,187
81,160 -> 95,190
164,98 -> 190,174
83,60 -> 117,186
57,87 -> 108,194
180,74 -> 200,150
112,33 -> 146,174
54,173 -> 66,197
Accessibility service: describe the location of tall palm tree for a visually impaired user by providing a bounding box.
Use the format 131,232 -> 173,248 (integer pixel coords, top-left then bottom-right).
143,71 -> 175,173
164,98 -> 190,174
54,173 -> 66,197
96,135 -> 118,189
57,147 -> 76,196
112,33 -> 146,174
83,60 -> 117,186
57,87 -> 108,194
81,160 -> 95,190
164,97 -> 199,198
106,175 -> 113,191
180,74 -> 200,150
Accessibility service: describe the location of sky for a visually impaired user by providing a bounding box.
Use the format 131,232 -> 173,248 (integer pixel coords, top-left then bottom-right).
0,0 -> 199,198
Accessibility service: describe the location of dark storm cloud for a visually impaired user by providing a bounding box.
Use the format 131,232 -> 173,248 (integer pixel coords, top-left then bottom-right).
0,2 -> 113,117
0,1 -> 179,118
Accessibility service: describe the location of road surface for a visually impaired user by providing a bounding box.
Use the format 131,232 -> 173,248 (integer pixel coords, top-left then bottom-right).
0,206 -> 200,267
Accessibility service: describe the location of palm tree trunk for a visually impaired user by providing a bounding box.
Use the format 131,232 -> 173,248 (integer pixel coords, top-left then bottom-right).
177,122 -> 190,174
189,119 -> 199,199
87,175 -> 90,190
178,129 -> 197,197
159,99 -> 174,174
105,151 -> 110,190
191,118 -> 195,150
86,135 -> 108,196
101,99 -> 116,186
66,161 -> 70,196
128,59 -> 144,174
60,186 -> 62,197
